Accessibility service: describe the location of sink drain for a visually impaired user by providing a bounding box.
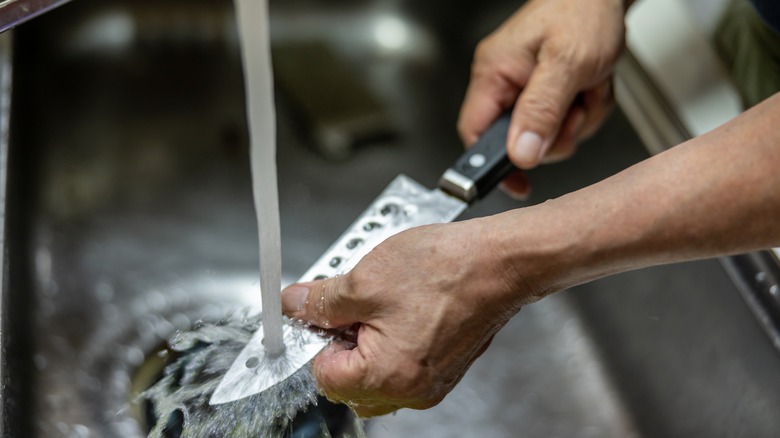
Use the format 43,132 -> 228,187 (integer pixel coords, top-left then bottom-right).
133,316 -> 355,438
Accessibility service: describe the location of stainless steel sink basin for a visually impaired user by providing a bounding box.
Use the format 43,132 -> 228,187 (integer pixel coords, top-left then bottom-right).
2,0 -> 780,436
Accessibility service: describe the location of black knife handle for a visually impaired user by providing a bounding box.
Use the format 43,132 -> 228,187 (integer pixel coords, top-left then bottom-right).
438,113 -> 514,203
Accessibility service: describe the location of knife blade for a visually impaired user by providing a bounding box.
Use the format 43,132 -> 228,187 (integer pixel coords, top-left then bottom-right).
210,114 -> 513,405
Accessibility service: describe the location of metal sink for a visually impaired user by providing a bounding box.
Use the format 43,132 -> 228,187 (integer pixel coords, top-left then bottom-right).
2,0 -> 780,436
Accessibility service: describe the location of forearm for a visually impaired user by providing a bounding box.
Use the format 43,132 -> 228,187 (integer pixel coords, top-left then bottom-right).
489,92 -> 780,300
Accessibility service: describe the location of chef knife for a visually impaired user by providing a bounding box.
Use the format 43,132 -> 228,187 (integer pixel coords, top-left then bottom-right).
211,114 -> 514,405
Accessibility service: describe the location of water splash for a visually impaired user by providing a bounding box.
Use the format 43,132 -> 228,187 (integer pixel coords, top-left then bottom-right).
211,321 -> 329,404
140,314 -> 362,437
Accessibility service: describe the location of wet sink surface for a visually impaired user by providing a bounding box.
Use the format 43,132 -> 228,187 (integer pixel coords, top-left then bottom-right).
4,0 -> 780,436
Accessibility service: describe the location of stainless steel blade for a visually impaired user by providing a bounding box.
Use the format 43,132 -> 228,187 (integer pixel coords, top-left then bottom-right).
210,175 -> 467,404
209,324 -> 328,405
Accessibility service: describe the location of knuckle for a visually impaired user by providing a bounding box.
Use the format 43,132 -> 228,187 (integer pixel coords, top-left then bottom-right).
456,122 -> 468,143
320,284 -> 349,325
543,38 -> 574,66
542,37 -> 610,81
471,36 -> 506,78
308,294 -> 329,325
309,280 -> 346,326
343,268 -> 366,299
521,93 -> 564,131
473,38 -> 493,64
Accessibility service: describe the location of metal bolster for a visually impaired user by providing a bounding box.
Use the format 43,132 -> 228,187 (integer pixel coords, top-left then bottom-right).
438,168 -> 476,204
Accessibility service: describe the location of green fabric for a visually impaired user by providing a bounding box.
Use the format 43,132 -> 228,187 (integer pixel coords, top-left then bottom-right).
715,0 -> 780,108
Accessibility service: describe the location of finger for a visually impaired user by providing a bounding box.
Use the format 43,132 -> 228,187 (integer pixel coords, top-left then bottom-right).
458,72 -> 519,147
312,341 -> 371,402
542,105 -> 586,164
508,56 -> 583,169
498,170 -> 531,200
542,78 -> 614,163
351,403 -> 401,418
458,37 -> 534,146
578,77 -> 615,141
281,276 -> 361,328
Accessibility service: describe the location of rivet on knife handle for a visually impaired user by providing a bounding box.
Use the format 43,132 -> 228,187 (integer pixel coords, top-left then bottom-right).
438,114 -> 514,204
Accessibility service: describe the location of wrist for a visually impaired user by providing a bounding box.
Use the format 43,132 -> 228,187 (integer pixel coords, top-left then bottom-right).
479,201 -> 587,305
482,187 -> 639,304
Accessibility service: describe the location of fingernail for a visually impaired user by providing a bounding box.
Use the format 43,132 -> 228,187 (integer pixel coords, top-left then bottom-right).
512,131 -> 544,166
282,285 -> 310,314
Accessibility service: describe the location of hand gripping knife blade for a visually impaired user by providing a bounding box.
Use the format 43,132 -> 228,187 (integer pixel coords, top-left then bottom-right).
211,115 -> 513,404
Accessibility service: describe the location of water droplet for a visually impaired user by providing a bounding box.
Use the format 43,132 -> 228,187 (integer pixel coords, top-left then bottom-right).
314,275 -> 328,281
155,319 -> 176,338
170,313 -> 192,330
126,347 -> 145,366
329,257 -> 342,268
145,291 -> 168,312
245,356 -> 260,368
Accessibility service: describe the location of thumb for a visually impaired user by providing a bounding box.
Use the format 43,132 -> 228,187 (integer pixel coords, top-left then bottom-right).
281,277 -> 361,328
508,58 -> 582,169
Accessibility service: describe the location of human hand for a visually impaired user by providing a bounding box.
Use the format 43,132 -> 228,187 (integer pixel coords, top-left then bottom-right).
458,0 -> 627,197
281,219 -> 531,417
